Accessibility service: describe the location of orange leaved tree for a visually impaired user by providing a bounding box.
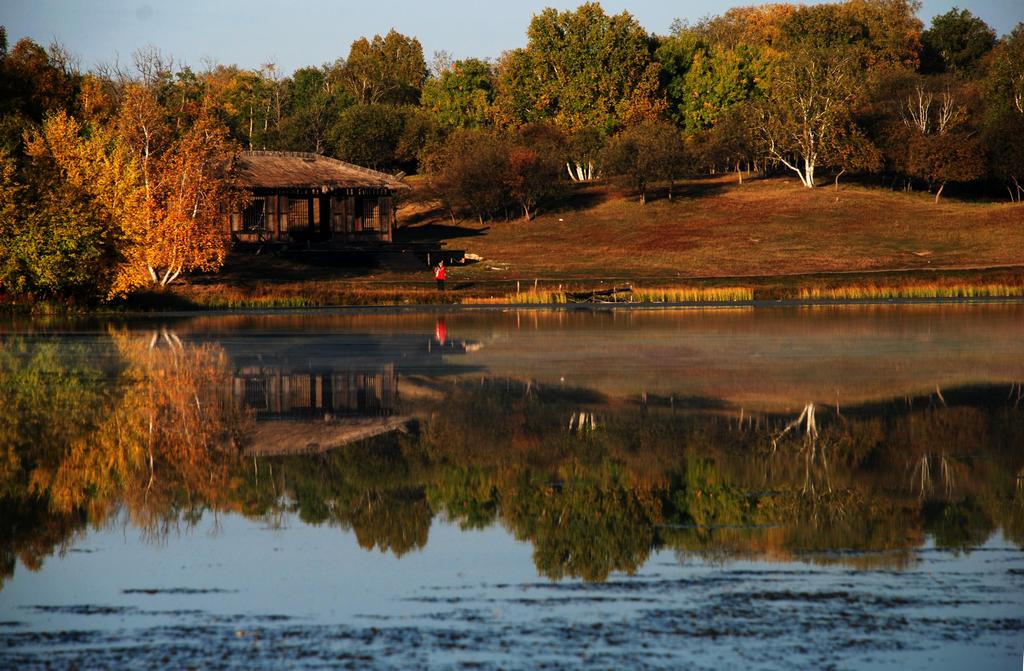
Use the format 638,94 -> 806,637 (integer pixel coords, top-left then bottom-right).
113,83 -> 245,294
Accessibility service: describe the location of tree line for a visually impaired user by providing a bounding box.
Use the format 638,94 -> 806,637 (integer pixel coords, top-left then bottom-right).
1,1 -> 1023,301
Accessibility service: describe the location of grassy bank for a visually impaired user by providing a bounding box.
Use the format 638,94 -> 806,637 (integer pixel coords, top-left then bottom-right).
398,175 -> 1024,283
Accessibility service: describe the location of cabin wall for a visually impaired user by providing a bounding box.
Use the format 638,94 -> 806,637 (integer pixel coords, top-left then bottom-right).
230,190 -> 396,245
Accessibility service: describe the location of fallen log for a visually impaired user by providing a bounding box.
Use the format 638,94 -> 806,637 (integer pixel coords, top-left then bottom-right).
565,286 -> 634,303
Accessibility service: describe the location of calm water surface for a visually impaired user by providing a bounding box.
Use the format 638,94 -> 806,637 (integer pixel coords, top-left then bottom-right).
1,305 -> 1022,669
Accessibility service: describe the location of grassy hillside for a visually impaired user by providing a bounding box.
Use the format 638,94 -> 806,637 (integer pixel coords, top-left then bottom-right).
166,175 -> 1024,308
400,175 -> 1024,280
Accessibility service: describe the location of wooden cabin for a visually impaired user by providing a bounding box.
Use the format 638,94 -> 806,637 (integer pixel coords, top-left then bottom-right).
233,363 -> 398,421
226,151 -> 408,246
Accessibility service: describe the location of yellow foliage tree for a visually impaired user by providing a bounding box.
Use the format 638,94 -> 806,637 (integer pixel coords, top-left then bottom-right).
113,84 -> 245,294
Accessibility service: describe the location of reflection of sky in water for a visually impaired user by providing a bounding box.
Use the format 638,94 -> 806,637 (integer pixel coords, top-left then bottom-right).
3,513 -> 1022,669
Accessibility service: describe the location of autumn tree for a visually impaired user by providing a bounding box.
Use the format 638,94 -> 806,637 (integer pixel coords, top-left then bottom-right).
505,148 -> 562,221
340,30 -> 428,106
425,129 -> 510,224
602,121 -> 687,204
876,73 -> 985,202
907,131 -> 985,202
698,102 -> 760,183
0,112 -> 142,301
0,36 -> 80,122
112,82 -> 244,291
776,0 -> 922,69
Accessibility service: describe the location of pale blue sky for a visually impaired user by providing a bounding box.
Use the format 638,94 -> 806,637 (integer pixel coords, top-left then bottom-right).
5,0 -> 1023,75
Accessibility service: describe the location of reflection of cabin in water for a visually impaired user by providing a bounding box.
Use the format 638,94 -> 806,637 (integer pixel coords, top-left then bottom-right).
234,363 -> 398,420
226,151 -> 408,246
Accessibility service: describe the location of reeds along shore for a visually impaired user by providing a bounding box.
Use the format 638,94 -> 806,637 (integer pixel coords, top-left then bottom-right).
11,280 -> 1024,313
796,284 -> 1024,300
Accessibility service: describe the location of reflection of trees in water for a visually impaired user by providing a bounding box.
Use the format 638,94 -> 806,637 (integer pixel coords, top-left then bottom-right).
241,378 -> 1024,580
3,337 -> 1023,586
45,330 -> 248,533
0,331 -> 246,585
243,436 -> 432,557
0,337 -> 118,588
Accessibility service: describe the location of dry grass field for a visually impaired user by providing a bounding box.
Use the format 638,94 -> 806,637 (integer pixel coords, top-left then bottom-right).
402,175 -> 1024,280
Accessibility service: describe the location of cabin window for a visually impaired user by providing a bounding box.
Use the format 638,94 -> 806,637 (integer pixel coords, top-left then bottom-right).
242,377 -> 269,411
358,197 -> 381,232
242,199 -> 267,232
288,198 -> 309,231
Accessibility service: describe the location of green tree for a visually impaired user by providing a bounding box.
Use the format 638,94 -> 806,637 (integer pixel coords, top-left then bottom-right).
279,64 -> 352,154
0,145 -> 119,301
330,103 -> 433,173
340,30 -> 427,106
983,24 -> 1024,201
492,3 -> 664,133
420,58 -> 494,129
921,8 -> 997,74
204,63 -> 284,151
677,43 -> 768,134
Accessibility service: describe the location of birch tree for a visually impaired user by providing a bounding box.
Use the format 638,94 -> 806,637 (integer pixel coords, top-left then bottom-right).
757,48 -> 861,188
113,83 -> 243,293
882,76 -> 985,202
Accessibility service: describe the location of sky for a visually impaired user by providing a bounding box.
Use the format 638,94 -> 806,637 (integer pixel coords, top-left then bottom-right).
5,0 -> 1023,75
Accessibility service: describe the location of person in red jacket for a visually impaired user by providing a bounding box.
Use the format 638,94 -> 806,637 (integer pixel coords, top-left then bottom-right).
434,260 -> 446,290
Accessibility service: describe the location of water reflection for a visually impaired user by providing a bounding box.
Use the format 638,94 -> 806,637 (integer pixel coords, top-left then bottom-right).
0,311 -> 1023,591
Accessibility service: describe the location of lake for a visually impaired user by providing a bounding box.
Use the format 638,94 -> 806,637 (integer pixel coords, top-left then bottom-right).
1,304 -> 1022,669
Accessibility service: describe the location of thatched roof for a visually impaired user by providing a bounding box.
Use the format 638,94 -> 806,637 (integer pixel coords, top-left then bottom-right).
233,151 -> 408,191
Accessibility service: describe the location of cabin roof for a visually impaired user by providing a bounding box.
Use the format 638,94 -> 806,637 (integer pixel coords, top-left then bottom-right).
233,151 -> 408,191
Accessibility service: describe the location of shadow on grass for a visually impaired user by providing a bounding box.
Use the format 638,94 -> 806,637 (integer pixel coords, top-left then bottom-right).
395,223 -> 490,244
186,250 -> 431,286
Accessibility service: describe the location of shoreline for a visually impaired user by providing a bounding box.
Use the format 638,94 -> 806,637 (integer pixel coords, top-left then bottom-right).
11,294 -> 1022,320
